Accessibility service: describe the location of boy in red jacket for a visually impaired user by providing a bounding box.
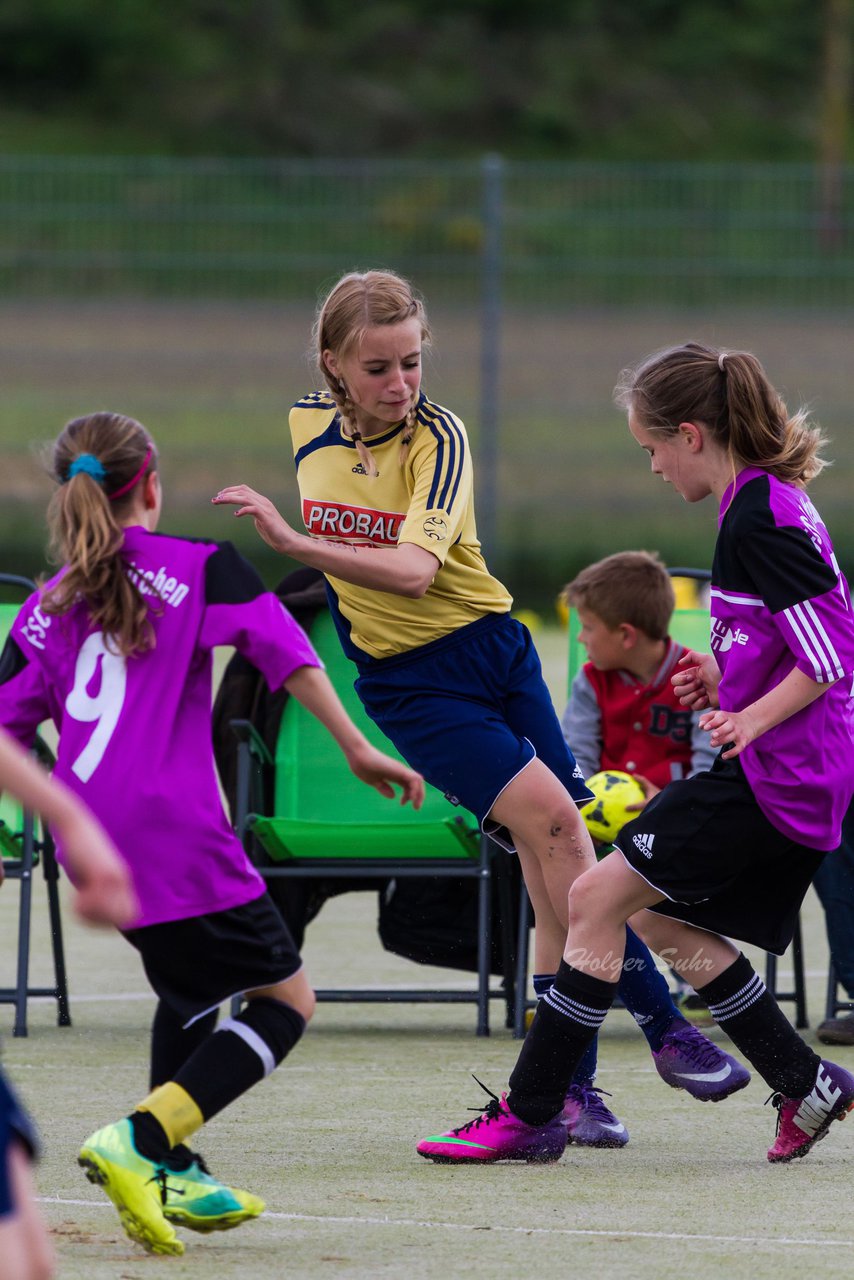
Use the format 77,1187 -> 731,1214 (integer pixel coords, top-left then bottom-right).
561,551 -> 716,1019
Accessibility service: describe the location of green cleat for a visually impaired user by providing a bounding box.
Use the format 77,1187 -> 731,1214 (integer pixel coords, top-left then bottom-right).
78,1118 -> 184,1256
160,1150 -> 265,1233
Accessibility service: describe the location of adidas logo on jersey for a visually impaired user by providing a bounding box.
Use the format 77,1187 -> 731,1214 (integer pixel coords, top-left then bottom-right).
793,1065 -> 844,1136
632,832 -> 655,859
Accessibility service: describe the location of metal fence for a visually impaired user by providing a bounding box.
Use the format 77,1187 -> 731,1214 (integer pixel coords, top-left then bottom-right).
2,156 -> 854,599
2,155 -> 853,302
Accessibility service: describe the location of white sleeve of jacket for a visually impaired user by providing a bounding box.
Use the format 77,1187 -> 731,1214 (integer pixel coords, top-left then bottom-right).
560,670 -> 602,781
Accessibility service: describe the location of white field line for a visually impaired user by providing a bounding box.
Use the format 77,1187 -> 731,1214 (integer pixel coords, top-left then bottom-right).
36,1198 -> 854,1248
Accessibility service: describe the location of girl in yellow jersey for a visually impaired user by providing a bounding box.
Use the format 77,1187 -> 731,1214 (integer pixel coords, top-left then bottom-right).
214,270 -> 723,1146
214,269 -> 592,957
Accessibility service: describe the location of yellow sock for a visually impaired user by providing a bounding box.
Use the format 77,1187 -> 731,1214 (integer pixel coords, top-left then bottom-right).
135,1083 -> 205,1148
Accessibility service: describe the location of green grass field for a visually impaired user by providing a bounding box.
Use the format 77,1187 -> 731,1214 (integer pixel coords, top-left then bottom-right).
1,630 -> 852,1280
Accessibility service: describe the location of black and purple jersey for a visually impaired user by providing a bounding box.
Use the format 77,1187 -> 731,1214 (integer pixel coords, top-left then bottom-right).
0,526 -> 320,928
712,466 -> 854,850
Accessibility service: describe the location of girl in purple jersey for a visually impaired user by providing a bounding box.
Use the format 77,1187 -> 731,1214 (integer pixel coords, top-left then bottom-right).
0,411 -> 422,1257
417,341 -> 854,1167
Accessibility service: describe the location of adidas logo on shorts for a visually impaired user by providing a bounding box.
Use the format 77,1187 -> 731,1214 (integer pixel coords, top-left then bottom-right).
632,832 -> 655,859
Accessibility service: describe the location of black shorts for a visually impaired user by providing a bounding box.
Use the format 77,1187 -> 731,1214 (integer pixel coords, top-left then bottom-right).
123,891 -> 302,1026
0,1067 -> 39,1219
616,755 -> 823,956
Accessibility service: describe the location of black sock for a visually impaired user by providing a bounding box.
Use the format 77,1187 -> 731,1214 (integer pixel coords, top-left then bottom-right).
507,960 -> 615,1125
172,997 -> 306,1122
696,953 -> 820,1096
149,1000 -> 218,1089
130,1110 -> 171,1162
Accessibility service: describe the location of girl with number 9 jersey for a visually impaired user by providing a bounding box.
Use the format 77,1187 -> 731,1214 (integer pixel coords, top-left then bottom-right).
0,411 -> 421,1257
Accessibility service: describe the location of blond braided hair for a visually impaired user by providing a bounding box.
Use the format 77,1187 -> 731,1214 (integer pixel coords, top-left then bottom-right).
313,270 -> 431,476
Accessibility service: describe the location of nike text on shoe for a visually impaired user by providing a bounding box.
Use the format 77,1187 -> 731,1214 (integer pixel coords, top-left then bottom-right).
417,1078 -> 567,1164
160,1148 -> 265,1233
653,1019 -> 750,1102
78,1118 -> 183,1256
767,1059 -> 854,1163
562,1083 -> 629,1148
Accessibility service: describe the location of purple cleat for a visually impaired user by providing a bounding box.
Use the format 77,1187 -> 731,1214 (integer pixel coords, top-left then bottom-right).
417,1079 -> 567,1164
653,1018 -> 750,1101
562,1082 -> 629,1148
767,1059 -> 854,1163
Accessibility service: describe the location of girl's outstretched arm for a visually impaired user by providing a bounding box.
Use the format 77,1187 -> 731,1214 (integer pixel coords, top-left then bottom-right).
284,665 -> 425,808
212,484 -> 439,598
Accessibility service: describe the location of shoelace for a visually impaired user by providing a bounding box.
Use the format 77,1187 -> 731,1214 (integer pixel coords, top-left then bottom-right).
569,1083 -> 618,1122
149,1168 -> 186,1205
764,1090 -> 787,1137
667,1025 -> 725,1069
451,1075 -> 506,1136
148,1146 -> 212,1205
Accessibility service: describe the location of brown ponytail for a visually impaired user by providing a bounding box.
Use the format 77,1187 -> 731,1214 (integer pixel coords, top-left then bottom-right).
42,412 -> 159,656
615,342 -> 829,487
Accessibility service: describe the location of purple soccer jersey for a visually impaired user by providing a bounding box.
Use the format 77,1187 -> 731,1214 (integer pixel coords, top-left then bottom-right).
0,527 -> 321,927
712,467 -> 854,849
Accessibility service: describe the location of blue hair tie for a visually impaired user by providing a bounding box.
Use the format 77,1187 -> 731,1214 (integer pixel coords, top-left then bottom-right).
67,453 -> 106,485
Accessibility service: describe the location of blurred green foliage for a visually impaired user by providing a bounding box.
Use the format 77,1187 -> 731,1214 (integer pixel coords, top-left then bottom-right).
0,0 -> 832,160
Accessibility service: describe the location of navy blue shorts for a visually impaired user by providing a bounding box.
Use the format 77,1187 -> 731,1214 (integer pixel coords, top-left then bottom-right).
0,1067 -> 39,1219
354,613 -> 592,851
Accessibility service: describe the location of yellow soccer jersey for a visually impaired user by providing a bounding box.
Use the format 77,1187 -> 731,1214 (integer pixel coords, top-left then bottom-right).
289,391 -> 512,661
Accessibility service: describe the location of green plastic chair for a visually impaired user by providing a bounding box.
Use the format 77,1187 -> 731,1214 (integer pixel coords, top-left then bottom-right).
0,575 -> 71,1036
231,609 -> 514,1035
514,566 -> 807,1036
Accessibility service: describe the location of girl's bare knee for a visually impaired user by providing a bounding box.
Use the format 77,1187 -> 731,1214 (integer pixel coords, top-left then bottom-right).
567,867 -> 602,924
246,970 -> 316,1023
292,986 -> 317,1024
277,972 -> 316,1024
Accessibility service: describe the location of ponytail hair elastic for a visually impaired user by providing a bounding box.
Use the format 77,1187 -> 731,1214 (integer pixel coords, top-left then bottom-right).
66,453 -> 106,485
108,445 -> 153,501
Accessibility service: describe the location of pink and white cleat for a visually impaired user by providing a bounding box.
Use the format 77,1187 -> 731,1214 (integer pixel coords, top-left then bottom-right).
767,1059 -> 854,1163
417,1079 -> 567,1164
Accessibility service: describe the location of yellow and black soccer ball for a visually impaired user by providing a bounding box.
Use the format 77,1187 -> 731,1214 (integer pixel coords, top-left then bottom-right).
581,770 -> 646,844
